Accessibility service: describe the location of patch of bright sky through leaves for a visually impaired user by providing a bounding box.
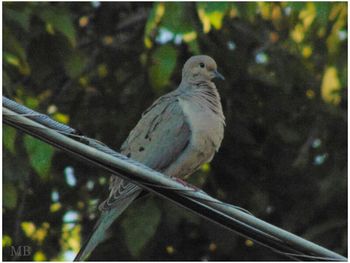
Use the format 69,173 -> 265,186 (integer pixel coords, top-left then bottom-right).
338,30 -> 347,41
63,210 -> 79,229
156,28 -> 182,45
255,52 -> 269,64
227,41 -> 236,50
51,190 -> 59,202
63,250 -> 76,261
64,166 -> 77,187
91,1 -> 100,8
62,210 -> 79,260
314,153 -> 328,166
311,139 -> 327,166
86,180 -> 95,190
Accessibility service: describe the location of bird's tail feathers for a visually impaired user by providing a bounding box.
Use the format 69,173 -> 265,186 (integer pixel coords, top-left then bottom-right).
74,189 -> 142,261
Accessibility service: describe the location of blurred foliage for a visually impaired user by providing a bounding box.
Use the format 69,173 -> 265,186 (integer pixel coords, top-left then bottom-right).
23,135 -> 54,179
3,2 -> 347,261
121,197 -> 161,257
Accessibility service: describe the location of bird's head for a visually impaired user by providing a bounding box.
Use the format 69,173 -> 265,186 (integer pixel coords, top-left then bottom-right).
182,55 -> 224,82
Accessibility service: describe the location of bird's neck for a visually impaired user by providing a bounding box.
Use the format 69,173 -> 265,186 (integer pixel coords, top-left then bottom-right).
178,80 -> 225,121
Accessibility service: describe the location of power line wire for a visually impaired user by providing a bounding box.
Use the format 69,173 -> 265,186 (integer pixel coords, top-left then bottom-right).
3,96 -> 347,261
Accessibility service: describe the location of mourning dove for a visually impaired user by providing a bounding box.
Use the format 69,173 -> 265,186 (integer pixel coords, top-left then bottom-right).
75,55 -> 225,261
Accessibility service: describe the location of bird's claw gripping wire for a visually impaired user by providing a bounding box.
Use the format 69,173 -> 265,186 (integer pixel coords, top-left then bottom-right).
170,176 -> 201,191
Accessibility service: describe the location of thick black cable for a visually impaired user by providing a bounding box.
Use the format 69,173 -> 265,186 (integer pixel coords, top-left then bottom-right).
3,97 -> 347,261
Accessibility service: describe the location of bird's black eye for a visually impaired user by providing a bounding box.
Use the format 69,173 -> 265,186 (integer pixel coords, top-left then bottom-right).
199,62 -> 205,68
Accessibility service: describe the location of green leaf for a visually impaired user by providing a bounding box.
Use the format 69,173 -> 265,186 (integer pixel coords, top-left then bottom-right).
3,182 -> 18,209
4,6 -> 31,31
3,235 -> 13,247
3,28 -> 26,61
3,28 -> 31,75
288,2 -> 306,12
24,135 -> 54,179
3,149 -> 31,182
235,2 -> 257,21
3,126 -> 17,154
187,39 -> 200,55
201,2 -> 229,13
24,96 -> 39,110
161,3 -> 195,34
197,2 -> 229,32
4,52 -> 21,68
315,3 -> 332,26
144,3 -> 165,48
149,45 -> 177,92
64,52 -> 87,78
37,6 -> 76,46
121,198 -> 161,258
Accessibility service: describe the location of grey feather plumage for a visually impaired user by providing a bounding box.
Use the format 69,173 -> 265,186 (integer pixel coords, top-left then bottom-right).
75,55 -> 225,261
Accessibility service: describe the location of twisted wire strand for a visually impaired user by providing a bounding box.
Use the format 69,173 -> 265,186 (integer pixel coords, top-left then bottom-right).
3,98 -> 345,262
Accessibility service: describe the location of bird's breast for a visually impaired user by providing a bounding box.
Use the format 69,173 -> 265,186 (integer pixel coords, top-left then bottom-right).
178,96 -> 225,156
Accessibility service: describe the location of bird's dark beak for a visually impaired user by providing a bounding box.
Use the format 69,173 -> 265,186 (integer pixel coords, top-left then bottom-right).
214,70 -> 225,80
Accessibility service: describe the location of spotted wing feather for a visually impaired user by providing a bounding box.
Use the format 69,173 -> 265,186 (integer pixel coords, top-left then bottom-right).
100,92 -> 191,211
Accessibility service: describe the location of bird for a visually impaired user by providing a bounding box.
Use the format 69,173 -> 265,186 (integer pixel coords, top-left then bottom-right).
75,55 -> 225,261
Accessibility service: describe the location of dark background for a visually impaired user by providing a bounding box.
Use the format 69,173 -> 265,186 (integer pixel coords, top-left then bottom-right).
3,2 -> 347,261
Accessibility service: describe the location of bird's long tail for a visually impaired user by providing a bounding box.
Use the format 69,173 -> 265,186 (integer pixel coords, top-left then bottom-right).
74,188 -> 142,261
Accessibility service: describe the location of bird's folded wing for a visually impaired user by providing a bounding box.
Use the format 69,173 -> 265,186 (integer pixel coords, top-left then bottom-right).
100,92 -> 191,211
75,94 -> 192,261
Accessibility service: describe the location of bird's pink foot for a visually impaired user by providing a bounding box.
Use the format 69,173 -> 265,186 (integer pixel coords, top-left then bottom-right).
171,177 -> 199,191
